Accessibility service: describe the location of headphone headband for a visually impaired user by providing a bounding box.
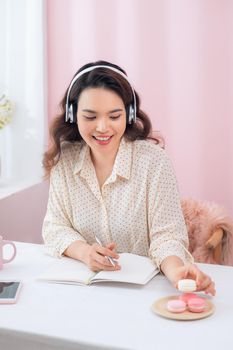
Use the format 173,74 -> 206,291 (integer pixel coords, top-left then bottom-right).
65,65 -> 137,124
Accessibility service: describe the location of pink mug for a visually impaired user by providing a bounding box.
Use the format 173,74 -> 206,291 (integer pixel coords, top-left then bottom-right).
0,235 -> 17,270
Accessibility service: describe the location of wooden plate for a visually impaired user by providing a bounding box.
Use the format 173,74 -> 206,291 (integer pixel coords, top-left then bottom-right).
151,295 -> 214,321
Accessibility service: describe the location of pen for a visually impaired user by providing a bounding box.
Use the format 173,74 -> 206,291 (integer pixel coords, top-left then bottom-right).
94,235 -> 116,267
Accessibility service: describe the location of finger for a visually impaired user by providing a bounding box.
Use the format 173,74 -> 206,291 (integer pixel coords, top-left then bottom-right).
106,243 -> 119,259
92,250 -> 121,269
91,258 -> 121,272
95,244 -> 119,259
197,273 -> 212,289
193,268 -> 213,291
185,264 -> 205,285
90,261 -> 110,272
92,251 -> 114,267
106,242 -> 117,251
187,263 -> 202,278
187,265 -> 215,295
198,278 -> 216,296
204,282 -> 216,296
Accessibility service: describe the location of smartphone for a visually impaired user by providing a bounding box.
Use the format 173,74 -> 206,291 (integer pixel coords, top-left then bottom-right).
0,281 -> 22,304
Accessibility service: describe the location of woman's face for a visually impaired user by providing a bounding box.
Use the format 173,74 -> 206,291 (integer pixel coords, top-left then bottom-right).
77,87 -> 127,159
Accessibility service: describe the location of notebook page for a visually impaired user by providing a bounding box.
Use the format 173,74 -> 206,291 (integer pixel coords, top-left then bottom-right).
38,257 -> 95,284
92,253 -> 158,285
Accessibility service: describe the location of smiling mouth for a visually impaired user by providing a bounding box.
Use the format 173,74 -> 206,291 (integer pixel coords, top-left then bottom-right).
92,136 -> 113,141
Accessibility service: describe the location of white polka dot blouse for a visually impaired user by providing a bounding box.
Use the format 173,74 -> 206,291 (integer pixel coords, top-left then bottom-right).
42,137 -> 193,268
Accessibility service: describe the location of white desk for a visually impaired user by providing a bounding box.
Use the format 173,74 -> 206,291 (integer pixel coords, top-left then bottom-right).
0,242 -> 233,350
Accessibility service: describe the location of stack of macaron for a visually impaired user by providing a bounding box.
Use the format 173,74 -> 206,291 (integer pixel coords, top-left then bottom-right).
166,279 -> 206,314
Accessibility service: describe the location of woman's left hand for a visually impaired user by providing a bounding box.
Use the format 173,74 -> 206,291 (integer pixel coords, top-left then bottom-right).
170,263 -> 216,296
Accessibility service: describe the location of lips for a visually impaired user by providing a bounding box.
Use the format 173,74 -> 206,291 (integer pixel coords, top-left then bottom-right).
92,135 -> 113,145
93,136 -> 112,141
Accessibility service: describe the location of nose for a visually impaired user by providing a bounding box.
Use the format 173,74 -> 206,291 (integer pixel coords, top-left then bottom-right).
96,117 -> 109,133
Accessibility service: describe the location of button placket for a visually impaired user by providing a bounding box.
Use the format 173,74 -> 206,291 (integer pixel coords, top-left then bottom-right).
100,192 -> 112,244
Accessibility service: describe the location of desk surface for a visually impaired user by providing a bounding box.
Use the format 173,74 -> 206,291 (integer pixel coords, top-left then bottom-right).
0,242 -> 233,350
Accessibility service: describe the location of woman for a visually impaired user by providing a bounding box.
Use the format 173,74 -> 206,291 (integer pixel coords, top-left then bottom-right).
43,60 -> 215,295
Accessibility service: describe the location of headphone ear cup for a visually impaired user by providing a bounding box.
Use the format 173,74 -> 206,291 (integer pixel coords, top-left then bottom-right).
72,103 -> 77,123
128,104 -> 135,124
67,103 -> 77,123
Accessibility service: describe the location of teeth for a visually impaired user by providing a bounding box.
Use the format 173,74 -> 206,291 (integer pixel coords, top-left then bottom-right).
95,136 -> 111,141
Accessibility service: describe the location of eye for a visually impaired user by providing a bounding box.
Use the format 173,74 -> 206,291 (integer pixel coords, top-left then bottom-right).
110,115 -> 121,120
83,115 -> 96,120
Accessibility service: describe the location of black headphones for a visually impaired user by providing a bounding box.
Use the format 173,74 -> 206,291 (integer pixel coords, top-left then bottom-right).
65,65 -> 137,124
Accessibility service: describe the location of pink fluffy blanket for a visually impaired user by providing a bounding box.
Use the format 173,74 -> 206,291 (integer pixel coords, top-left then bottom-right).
181,198 -> 233,266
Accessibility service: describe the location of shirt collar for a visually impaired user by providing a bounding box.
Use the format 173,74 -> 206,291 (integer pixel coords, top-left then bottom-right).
73,137 -> 132,181
73,142 -> 91,176
113,136 -> 132,180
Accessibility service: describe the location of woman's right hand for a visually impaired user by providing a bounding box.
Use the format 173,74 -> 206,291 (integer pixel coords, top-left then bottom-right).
83,242 -> 121,272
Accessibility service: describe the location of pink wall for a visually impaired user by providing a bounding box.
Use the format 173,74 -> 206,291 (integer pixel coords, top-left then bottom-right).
0,182 -> 49,243
47,0 -> 233,215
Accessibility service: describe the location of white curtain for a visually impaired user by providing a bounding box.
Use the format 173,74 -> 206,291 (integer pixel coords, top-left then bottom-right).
0,0 -> 46,192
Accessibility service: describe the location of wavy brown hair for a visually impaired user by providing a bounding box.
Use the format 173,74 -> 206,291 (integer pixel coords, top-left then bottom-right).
43,60 -> 164,178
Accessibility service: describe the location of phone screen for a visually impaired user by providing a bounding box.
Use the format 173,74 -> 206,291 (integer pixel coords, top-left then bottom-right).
0,282 -> 21,299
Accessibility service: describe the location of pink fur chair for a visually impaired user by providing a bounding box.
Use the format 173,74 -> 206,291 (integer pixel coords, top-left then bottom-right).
181,198 -> 233,266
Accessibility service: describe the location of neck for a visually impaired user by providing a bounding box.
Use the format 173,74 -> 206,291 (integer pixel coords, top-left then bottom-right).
90,148 -> 118,170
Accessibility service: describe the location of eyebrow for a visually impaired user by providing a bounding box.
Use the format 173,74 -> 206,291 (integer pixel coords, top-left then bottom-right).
82,108 -> 123,114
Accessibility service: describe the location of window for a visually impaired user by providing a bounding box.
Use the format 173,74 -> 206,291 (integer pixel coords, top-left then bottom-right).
0,0 -> 46,198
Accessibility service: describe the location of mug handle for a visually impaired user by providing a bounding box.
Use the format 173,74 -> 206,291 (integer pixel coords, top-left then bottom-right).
2,241 -> 17,263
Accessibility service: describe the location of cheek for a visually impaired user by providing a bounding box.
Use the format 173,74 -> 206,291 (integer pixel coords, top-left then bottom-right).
118,119 -> 127,134
77,120 -> 92,137
119,126 -> 126,136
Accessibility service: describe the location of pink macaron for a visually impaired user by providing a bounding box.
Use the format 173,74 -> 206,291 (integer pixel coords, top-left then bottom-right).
179,293 -> 197,305
188,297 -> 206,313
167,299 -> 186,313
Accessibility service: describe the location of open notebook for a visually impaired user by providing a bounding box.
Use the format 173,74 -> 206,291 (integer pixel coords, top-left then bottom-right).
38,253 -> 159,286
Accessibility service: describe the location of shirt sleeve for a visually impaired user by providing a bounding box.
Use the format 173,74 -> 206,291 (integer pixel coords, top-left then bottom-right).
42,159 -> 86,258
148,150 -> 194,268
